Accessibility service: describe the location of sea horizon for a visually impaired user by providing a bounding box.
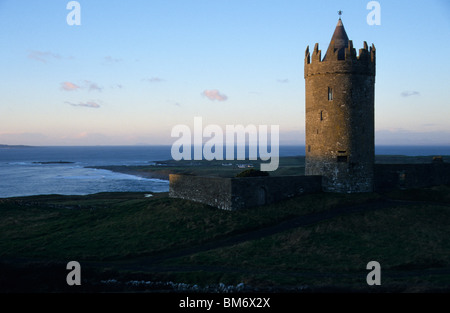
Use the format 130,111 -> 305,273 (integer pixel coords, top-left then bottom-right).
2,144 -> 450,155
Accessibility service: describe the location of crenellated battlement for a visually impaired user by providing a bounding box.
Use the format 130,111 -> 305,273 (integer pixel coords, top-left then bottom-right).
304,41 -> 375,78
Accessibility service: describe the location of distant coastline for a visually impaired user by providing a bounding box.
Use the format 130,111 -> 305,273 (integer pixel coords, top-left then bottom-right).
32,161 -> 75,165
0,144 -> 33,149
1,144 -> 449,154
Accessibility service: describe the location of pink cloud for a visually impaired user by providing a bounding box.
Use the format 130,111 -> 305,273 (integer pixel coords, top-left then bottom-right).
202,89 -> 228,101
61,81 -> 81,91
60,81 -> 104,92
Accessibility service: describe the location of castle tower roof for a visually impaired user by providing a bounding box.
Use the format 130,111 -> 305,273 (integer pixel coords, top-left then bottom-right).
323,18 -> 349,61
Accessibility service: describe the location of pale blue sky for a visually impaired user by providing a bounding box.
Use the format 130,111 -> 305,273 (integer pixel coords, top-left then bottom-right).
0,0 -> 449,145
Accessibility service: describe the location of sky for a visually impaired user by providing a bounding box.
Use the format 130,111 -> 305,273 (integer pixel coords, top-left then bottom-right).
0,0 -> 449,146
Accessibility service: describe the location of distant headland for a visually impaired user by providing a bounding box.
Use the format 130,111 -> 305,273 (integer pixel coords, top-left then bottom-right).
32,161 -> 75,164
0,144 -> 34,149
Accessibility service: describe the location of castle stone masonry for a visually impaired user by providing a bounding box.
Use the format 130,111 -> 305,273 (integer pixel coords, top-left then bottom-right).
304,18 -> 376,193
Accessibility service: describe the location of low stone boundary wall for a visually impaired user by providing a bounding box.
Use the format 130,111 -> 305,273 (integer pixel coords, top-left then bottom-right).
169,174 -> 322,210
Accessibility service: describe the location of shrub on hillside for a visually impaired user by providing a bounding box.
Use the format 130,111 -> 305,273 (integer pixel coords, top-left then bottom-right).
235,169 -> 269,178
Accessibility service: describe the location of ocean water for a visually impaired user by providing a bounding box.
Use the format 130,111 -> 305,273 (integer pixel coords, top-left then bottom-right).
0,145 -> 449,198
0,146 -> 172,198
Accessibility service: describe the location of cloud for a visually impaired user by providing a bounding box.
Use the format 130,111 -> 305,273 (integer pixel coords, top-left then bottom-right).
142,77 -> 164,83
202,89 -> 228,101
277,79 -> 289,83
104,56 -> 122,63
28,50 -> 62,63
65,101 -> 101,108
108,84 -> 123,89
60,81 -> 103,92
401,91 -> 420,97
61,81 -> 81,91
84,81 -> 103,92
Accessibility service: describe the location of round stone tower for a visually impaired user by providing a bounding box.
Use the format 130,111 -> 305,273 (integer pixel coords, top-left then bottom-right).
304,18 -> 376,193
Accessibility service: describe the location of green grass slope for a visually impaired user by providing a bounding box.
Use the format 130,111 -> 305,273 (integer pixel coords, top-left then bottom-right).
1,185 -> 450,292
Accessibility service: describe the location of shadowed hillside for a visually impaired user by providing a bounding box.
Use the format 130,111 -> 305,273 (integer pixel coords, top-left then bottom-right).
1,184 -> 450,293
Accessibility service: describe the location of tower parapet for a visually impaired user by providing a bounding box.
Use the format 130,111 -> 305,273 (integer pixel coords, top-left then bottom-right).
305,40 -> 376,78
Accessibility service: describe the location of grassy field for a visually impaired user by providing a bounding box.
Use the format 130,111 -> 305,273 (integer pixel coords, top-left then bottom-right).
89,155 -> 306,179
1,183 -> 450,292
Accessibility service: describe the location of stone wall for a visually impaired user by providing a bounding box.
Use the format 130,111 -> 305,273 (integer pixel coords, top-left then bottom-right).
169,174 -> 322,210
169,175 -> 233,210
374,163 -> 450,192
169,162 -> 450,210
230,175 -> 322,210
